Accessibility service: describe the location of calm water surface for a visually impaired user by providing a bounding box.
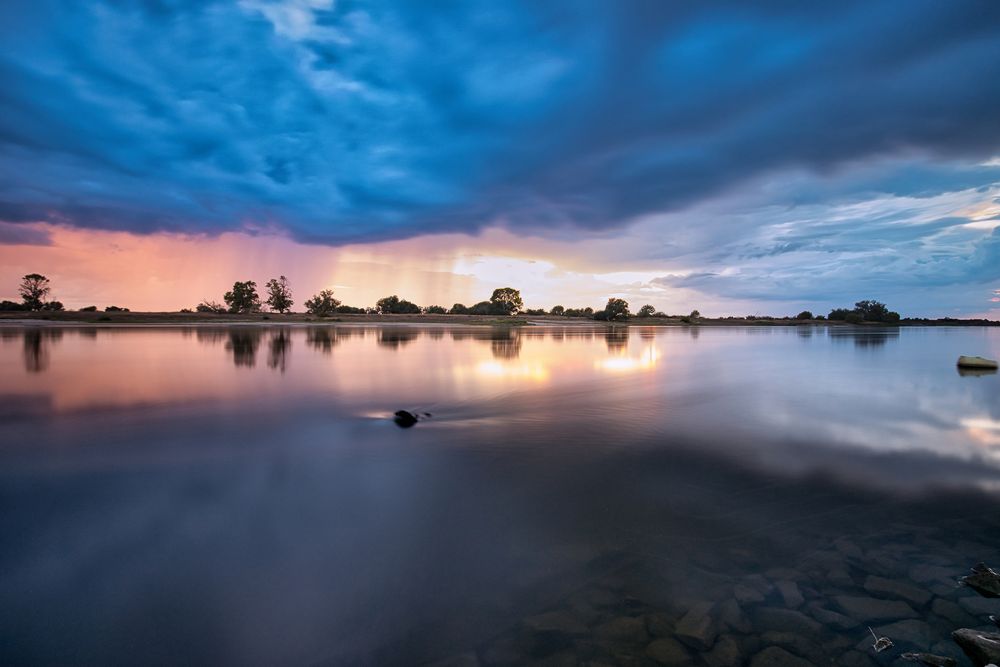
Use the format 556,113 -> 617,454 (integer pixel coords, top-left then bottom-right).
1,324 -> 999,666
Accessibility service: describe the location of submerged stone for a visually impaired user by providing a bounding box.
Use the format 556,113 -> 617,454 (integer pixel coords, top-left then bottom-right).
833,595 -> 918,621
645,637 -> 692,666
863,575 -> 932,607
674,602 -> 716,650
776,580 -> 804,608
749,646 -> 812,667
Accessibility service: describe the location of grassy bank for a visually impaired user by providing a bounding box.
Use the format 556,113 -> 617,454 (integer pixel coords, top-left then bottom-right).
1,311 -> 995,327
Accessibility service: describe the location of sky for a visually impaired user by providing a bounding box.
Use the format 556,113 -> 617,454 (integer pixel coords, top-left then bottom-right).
1,0 -> 999,317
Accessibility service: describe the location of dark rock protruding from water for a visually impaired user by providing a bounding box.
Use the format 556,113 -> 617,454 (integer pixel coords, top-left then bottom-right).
901,652 -> 958,666
951,628 -> 1000,667
960,563 -> 1000,598
393,410 -> 419,428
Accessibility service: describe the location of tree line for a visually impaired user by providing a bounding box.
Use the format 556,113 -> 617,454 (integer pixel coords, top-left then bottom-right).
2,273 -> 903,323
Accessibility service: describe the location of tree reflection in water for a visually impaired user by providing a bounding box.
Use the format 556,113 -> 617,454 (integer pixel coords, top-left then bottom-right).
267,330 -> 292,372
22,329 -> 63,373
225,329 -> 262,368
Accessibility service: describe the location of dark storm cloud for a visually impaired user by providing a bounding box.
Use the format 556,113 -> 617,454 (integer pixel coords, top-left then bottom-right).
0,0 -> 999,244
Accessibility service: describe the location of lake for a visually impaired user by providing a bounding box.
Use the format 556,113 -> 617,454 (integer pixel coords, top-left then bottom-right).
1,324 -> 999,666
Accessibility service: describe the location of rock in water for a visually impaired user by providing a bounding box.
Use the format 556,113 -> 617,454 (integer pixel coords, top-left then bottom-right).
902,652 -> 957,666
957,355 -> 999,369
960,563 -> 1000,598
393,410 -> 419,428
952,628 -> 1000,667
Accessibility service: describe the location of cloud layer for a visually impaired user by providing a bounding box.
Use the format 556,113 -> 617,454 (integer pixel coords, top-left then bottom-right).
1,0 -> 999,314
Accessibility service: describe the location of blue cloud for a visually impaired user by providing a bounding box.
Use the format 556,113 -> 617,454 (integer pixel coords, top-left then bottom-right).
0,0 -> 999,258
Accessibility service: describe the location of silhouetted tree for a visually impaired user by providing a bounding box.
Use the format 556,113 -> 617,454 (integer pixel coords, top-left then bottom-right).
79,306 -> 97,312
18,273 -> 50,311
525,308 -> 546,315
489,287 -> 523,315
689,309 -> 701,319
828,308 -> 852,320
602,298 -> 630,321
104,305 -> 129,312
0,300 -> 27,311
376,295 -> 421,314
550,305 -> 565,316
265,276 -> 294,313
425,305 -> 447,314
335,305 -> 365,314
449,303 -> 469,314
42,301 -> 65,311
305,289 -> 341,316
796,310 -> 813,320
224,281 -> 261,313
637,304 -> 656,317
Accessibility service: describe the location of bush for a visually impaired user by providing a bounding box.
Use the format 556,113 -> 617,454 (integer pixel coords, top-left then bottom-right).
524,308 -> 546,315
104,305 -> 129,312
424,305 -> 447,314
550,305 -> 565,316
79,305 -> 98,312
42,301 -> 65,311
844,312 -> 864,324
335,305 -> 365,314
305,289 -> 341,316
0,300 -> 28,311
449,303 -> 469,314
196,300 -> 227,314
376,295 -> 420,314
828,308 -> 852,321
796,310 -> 813,320
637,305 -> 656,317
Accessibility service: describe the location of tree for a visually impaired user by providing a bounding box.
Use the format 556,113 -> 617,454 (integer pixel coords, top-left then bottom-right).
854,300 -> 889,322
637,304 -> 656,317
470,301 -> 494,315
425,305 -> 447,314
689,309 -> 701,319
376,295 -> 400,314
265,276 -> 294,313
304,289 -> 341,316
42,301 -> 64,311
18,273 -> 51,311
224,281 -> 261,313
828,308 -> 852,320
603,298 -> 630,321
550,305 -> 565,316
796,310 -> 813,320
450,303 -> 469,314
489,287 -> 523,315
376,295 -> 420,314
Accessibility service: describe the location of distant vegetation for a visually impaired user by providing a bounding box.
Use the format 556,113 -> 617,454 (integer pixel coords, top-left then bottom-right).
828,300 -> 900,323
0,276 -> 948,326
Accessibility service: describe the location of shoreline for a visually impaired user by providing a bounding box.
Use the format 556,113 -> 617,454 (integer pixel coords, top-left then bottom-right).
1,311 -> 996,327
